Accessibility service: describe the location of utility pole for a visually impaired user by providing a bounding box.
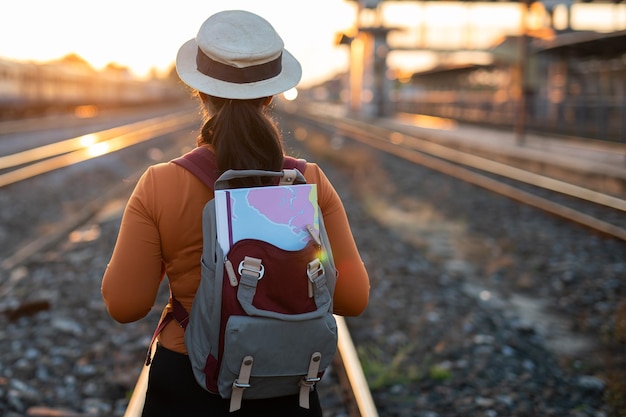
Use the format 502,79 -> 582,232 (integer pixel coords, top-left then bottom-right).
515,0 -> 530,145
338,0 -> 393,118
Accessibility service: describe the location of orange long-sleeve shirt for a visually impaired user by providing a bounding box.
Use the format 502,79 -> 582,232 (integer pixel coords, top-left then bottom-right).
101,147 -> 370,353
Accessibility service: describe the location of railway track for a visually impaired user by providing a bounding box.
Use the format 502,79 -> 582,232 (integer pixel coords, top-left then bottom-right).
0,111 -> 198,188
282,103 -> 626,243
0,112 -> 379,417
2,104 -> 623,416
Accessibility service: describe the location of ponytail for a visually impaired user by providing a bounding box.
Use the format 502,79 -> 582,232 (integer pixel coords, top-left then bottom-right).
197,93 -> 284,186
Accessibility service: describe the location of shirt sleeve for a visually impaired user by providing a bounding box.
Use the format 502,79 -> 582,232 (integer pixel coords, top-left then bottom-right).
305,164 -> 370,316
101,167 -> 164,323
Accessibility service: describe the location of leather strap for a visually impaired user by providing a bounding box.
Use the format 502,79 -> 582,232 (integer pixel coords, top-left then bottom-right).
230,356 -> 254,412
299,352 -> 322,408
238,256 -> 264,280
145,296 -> 188,365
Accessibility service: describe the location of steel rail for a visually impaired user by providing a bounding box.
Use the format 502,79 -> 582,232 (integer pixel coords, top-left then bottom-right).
0,112 -> 198,187
306,109 -> 626,213
123,352 -> 150,417
335,316 -> 380,417
293,109 -> 626,242
0,111 -> 196,169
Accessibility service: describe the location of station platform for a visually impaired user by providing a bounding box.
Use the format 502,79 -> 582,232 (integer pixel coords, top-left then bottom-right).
378,112 -> 626,198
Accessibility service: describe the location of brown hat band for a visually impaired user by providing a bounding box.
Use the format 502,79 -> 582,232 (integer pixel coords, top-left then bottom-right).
196,48 -> 283,84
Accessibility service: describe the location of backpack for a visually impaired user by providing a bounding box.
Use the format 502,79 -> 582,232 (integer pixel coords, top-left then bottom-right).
148,147 -> 338,412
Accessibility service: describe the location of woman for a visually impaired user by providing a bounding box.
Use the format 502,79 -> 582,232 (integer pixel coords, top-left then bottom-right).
101,10 -> 370,417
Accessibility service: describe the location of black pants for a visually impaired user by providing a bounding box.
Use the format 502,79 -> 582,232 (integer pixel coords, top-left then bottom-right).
142,345 -> 323,417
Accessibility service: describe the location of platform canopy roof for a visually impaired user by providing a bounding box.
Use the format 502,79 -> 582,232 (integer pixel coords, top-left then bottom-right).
534,29 -> 626,54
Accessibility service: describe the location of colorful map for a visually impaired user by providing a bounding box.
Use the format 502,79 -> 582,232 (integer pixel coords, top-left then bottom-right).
215,184 -> 319,255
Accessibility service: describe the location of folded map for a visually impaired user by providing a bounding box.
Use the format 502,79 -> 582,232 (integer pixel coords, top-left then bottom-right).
214,184 -> 319,256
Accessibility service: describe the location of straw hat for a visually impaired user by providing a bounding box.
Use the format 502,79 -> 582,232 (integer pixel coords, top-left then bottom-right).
176,10 -> 302,99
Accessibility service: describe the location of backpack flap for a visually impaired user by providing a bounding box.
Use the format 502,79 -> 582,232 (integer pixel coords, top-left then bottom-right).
218,314 -> 338,401
232,239 -> 333,320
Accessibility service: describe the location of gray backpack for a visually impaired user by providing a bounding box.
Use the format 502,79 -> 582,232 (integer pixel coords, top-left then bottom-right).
149,147 -> 338,412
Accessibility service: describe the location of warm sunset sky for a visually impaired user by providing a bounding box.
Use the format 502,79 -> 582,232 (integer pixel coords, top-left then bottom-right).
0,0 -> 623,87
0,0 -> 357,87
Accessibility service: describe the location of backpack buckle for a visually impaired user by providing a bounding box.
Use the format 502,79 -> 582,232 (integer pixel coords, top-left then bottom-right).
230,355 -> 254,412
299,352 -> 322,409
307,259 -> 324,298
307,259 -> 324,280
280,169 -> 298,185
301,376 -> 321,385
238,256 -> 265,280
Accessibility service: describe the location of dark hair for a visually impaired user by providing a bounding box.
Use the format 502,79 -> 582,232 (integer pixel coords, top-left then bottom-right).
197,93 -> 284,186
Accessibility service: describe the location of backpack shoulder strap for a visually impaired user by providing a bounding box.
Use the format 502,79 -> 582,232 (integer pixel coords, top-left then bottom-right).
172,146 -> 307,189
146,294 -> 188,365
282,155 -> 308,174
172,146 -> 220,188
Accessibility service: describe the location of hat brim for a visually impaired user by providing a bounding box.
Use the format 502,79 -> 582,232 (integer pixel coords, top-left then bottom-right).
176,38 -> 302,99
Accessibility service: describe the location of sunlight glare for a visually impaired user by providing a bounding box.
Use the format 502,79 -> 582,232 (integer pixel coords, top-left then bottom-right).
282,88 -> 298,101
87,142 -> 110,157
75,105 -> 99,118
396,113 -> 458,131
294,127 -> 307,142
79,134 -> 98,147
69,225 -> 102,243
389,132 -> 404,145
